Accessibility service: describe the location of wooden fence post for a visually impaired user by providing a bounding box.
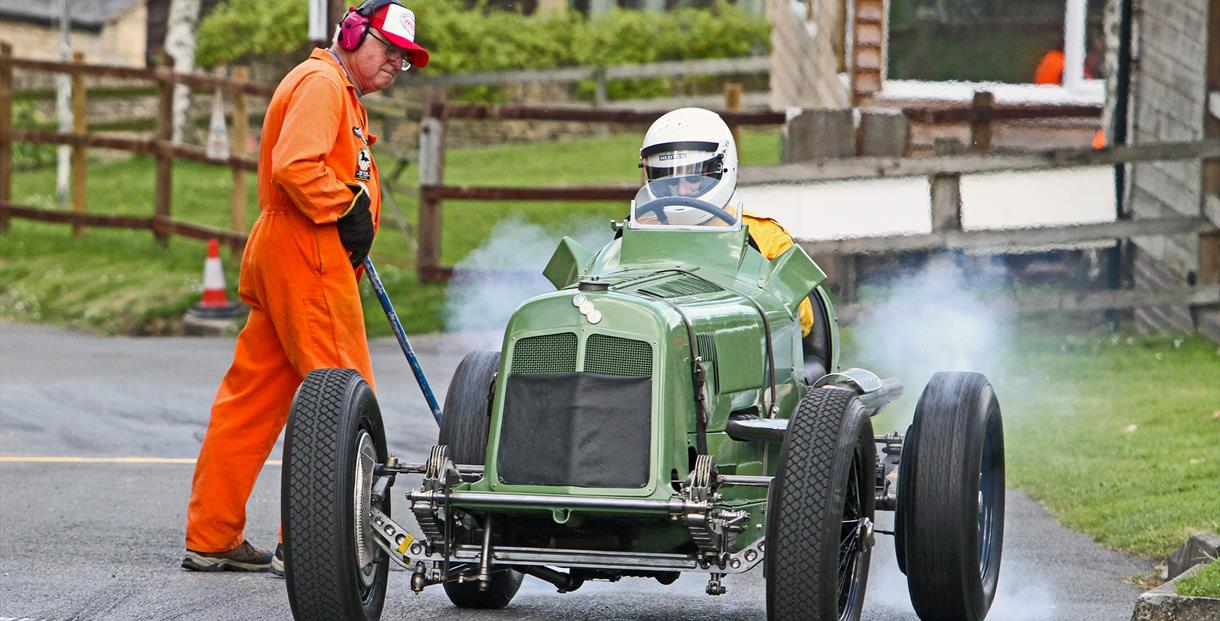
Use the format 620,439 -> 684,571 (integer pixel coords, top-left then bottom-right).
930,138 -> 964,232
153,52 -> 174,247
230,66 -> 249,238
417,99 -> 446,281
70,51 -> 87,237
593,66 -> 608,108
593,66 -> 609,139
0,42 -> 13,232
1201,231 -> 1220,286
724,82 -> 743,149
970,90 -> 994,152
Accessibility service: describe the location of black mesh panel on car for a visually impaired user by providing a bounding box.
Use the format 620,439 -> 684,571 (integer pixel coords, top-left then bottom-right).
583,334 -> 652,377
511,332 -> 577,375
498,372 -> 651,488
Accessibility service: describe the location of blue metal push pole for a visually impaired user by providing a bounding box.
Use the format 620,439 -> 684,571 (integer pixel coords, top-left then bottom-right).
363,257 -> 444,426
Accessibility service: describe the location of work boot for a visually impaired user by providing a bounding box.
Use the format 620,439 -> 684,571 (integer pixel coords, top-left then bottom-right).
271,544 -> 284,578
181,540 -> 273,572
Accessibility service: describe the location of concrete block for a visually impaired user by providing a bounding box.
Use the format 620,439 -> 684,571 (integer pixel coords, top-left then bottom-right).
857,109 -> 909,157
1168,533 -> 1220,579
1130,562 -> 1220,621
783,109 -> 854,161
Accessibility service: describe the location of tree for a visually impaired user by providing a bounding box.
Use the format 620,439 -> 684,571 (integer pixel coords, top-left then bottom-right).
164,0 -> 202,143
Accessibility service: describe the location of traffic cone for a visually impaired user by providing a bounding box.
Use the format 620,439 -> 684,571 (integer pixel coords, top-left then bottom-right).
186,239 -> 245,327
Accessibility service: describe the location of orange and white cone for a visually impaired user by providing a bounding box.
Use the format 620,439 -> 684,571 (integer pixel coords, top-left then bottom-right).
188,239 -> 244,320
200,239 -> 230,308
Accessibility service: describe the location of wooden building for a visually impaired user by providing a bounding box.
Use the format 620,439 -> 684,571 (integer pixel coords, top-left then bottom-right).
1125,0 -> 1220,338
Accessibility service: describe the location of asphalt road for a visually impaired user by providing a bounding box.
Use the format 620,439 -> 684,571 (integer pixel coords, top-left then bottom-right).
0,323 -> 1152,620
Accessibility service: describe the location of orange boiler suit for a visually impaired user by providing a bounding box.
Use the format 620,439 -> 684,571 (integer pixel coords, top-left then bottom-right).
743,212 -> 814,336
186,49 -> 381,553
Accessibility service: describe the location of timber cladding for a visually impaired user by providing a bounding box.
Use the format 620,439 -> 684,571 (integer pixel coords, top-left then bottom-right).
1128,0 -> 1215,335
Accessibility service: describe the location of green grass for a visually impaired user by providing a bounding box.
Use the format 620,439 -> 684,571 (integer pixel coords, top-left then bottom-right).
860,327 -> 1220,561
0,129 -> 781,335
998,331 -> 1220,559
1177,560 -> 1220,598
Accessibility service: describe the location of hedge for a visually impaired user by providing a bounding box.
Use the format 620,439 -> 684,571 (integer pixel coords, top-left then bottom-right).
197,0 -> 770,100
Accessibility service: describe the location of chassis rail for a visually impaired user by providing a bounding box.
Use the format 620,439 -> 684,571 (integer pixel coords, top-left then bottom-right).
370,507 -> 766,575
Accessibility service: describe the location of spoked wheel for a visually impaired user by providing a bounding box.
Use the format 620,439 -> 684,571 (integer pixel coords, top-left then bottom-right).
766,387 -> 876,621
283,368 -> 391,621
896,371 -> 1005,621
438,351 -> 523,609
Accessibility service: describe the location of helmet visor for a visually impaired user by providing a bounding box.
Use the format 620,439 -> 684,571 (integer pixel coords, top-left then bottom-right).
643,152 -> 724,185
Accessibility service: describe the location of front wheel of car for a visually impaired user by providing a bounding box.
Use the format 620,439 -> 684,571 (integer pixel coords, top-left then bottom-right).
766,387 -> 876,621
438,351 -> 523,609
897,371 -> 1005,621
282,368 -> 390,621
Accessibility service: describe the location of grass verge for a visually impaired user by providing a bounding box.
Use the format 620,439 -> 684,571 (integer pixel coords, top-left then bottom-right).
860,324 -> 1219,563
1177,560 -> 1220,598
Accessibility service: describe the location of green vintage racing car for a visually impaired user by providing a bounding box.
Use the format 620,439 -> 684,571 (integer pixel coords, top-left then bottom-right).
280,181 -> 1006,621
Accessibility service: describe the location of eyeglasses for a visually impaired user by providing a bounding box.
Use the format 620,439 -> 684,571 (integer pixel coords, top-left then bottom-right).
367,29 -> 411,71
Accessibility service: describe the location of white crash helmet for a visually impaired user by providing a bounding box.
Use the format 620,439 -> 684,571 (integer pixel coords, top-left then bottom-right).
639,108 -> 738,221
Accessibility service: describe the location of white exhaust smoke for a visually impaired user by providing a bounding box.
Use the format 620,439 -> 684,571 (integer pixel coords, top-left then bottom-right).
443,215 -> 612,352
855,256 -> 1058,618
851,255 -> 1012,424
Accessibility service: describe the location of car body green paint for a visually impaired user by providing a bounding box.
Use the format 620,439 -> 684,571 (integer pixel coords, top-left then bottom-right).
458,223 -> 835,555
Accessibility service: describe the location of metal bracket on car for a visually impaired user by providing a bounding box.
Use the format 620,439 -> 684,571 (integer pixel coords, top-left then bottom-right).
369,506 -> 421,570
410,445 -> 459,554
679,455 -> 751,572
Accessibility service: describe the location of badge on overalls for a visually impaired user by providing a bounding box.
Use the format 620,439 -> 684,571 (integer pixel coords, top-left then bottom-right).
355,147 -> 371,181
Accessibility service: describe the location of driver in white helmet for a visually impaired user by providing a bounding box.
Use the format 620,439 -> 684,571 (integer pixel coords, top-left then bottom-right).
637,108 -> 814,338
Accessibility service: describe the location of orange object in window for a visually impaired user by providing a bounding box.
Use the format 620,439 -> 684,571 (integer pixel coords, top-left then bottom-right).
1034,50 -> 1066,85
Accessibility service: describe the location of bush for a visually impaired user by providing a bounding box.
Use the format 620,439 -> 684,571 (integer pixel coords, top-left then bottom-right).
197,0 -> 310,68
12,102 -> 56,169
197,1 -> 769,100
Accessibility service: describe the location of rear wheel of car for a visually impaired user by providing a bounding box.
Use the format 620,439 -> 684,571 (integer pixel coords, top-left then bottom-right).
766,387 -> 876,621
897,371 -> 1005,621
282,368 -> 390,621
438,351 -> 523,609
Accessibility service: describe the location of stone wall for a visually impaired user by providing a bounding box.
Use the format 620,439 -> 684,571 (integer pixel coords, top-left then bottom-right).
0,2 -> 147,67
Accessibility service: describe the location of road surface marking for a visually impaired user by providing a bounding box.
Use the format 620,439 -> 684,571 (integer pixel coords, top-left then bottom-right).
0,456 -> 282,465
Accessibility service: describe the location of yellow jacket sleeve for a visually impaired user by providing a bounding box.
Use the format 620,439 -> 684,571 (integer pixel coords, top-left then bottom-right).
743,214 -> 815,337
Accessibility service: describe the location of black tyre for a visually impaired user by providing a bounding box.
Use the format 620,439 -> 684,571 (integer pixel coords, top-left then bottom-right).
896,372 -> 1005,621
766,387 -> 876,621
437,351 -> 523,609
282,368 -> 390,621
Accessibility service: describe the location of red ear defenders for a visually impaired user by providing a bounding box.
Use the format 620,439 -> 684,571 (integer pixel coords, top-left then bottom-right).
337,0 -> 399,51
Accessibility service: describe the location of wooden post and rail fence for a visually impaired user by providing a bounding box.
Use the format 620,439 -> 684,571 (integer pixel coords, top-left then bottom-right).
0,47 -> 269,249
415,100 -> 1219,318
4,49 -> 1212,319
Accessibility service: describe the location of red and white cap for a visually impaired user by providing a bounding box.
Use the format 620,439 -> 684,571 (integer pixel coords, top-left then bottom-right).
369,3 -> 429,68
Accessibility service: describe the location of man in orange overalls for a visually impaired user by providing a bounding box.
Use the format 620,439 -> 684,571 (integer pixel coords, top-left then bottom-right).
182,0 -> 428,574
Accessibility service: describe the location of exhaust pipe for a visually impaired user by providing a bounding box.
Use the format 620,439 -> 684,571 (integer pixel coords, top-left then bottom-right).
517,565 -> 585,593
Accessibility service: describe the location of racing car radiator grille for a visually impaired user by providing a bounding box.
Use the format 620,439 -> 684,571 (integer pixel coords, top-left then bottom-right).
583,334 -> 652,377
511,332 -> 578,374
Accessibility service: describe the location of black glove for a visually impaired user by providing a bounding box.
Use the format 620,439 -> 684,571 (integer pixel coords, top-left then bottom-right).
337,183 -> 374,268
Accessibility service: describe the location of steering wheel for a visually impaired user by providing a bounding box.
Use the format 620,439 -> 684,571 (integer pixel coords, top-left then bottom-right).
633,196 -> 737,226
